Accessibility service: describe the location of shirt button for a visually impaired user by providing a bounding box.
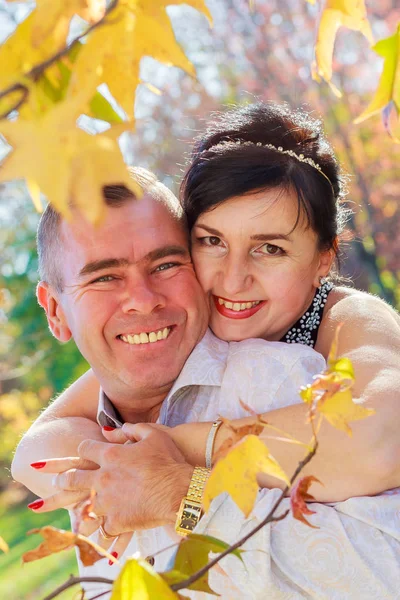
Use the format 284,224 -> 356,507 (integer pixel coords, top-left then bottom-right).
145,555 -> 155,566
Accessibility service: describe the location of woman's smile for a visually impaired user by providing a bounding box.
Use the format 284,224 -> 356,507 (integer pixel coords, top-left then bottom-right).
213,295 -> 266,319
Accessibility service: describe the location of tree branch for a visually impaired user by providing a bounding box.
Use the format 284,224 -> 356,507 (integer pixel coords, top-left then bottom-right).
42,576 -> 113,600
0,0 -> 119,120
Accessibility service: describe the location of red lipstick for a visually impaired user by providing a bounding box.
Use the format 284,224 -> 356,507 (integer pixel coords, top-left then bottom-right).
213,296 -> 266,320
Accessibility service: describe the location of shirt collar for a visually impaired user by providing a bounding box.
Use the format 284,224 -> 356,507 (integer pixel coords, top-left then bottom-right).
97,329 -> 228,427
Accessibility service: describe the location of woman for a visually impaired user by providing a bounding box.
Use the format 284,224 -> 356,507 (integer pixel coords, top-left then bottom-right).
14,102 -> 400,595
121,101 -> 400,472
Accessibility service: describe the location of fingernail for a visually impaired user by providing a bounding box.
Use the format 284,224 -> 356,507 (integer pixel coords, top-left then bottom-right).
30,461 -> 47,469
109,551 -> 118,566
103,426 -> 115,431
28,499 -> 44,510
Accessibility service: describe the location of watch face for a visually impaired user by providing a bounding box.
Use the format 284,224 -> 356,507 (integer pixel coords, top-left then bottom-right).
179,503 -> 202,531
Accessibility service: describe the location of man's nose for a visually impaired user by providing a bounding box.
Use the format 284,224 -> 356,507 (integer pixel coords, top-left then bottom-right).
221,256 -> 253,297
120,276 -> 165,314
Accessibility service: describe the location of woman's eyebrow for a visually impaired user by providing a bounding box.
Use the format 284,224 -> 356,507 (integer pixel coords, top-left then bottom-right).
250,233 -> 292,242
195,224 -> 223,236
195,224 -> 291,242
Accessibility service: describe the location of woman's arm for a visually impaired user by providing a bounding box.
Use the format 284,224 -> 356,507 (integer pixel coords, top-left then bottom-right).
159,294 -> 400,501
11,369 -> 103,499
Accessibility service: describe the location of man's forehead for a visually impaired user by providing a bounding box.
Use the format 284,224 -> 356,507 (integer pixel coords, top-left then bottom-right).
59,197 -> 189,275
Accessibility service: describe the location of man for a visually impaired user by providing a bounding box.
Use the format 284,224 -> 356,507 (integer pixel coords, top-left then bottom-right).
12,169 -> 400,599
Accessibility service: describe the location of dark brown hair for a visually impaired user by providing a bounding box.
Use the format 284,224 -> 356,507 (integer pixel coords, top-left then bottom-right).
181,102 -> 349,265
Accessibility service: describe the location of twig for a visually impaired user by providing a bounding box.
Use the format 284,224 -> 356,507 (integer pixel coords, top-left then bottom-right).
42,576 -> 113,600
171,441 -> 318,592
0,0 -> 119,120
87,590 -> 112,600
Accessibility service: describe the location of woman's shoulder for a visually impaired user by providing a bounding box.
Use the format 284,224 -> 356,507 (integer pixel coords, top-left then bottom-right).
325,286 -> 400,324
316,285 -> 400,357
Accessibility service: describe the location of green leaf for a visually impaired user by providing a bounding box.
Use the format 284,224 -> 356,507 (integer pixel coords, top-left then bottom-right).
166,533 -> 243,595
89,91 -> 124,123
110,557 -> 179,600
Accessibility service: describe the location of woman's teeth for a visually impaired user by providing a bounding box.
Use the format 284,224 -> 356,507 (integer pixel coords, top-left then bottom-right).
120,328 -> 171,345
217,298 -> 261,312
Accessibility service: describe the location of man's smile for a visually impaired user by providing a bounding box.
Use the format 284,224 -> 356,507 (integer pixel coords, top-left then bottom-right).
119,327 -> 172,345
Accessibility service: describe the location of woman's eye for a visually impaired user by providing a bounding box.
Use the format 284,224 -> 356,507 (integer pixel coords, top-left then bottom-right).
199,236 -> 222,246
255,243 -> 284,256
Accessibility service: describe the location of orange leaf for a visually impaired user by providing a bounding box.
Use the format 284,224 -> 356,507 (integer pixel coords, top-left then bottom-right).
22,525 -> 111,567
290,476 -> 322,528
73,489 -> 99,534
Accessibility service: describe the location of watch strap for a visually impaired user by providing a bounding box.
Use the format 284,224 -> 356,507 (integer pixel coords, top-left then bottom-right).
186,466 -> 210,503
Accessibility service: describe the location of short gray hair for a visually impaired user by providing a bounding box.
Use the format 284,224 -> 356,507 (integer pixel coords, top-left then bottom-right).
37,167 -> 184,292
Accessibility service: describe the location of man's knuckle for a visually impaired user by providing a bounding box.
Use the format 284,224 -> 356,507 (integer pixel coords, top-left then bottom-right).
78,439 -> 92,457
103,444 -> 120,463
99,470 -> 111,487
64,469 -> 77,489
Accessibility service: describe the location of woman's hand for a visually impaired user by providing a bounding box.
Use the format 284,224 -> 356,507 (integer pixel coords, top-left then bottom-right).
102,421 -> 211,468
28,455 -> 135,565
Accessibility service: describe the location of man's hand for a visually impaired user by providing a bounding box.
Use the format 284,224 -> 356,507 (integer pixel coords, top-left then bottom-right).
29,424 -> 194,536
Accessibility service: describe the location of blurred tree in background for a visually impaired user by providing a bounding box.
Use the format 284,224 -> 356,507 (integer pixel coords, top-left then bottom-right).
0,0 -> 399,497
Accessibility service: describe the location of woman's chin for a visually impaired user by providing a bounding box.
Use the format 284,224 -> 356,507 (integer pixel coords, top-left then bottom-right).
209,319 -> 261,343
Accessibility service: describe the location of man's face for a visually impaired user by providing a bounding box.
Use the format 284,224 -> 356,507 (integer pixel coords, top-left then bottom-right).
48,195 -> 209,407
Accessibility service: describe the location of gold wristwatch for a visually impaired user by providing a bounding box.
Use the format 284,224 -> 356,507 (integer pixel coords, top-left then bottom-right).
175,467 -> 210,536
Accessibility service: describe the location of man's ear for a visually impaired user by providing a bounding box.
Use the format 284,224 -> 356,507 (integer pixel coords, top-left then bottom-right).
36,281 -> 72,342
313,248 -> 335,288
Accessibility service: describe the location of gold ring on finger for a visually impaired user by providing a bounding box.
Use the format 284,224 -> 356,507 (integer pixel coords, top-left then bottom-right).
99,521 -> 117,540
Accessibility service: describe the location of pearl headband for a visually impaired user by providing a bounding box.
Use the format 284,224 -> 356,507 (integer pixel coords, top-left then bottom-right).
211,139 -> 335,193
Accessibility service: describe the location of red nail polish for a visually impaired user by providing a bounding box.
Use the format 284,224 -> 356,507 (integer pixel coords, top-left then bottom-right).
109,551 -> 118,566
103,426 -> 115,431
30,461 -> 47,469
28,499 -> 44,510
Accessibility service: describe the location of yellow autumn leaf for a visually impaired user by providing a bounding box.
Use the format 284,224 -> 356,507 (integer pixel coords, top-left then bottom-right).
0,97 -> 138,221
0,535 -> 9,553
69,0 -> 212,117
318,388 -> 375,435
203,435 -> 290,517
0,13 -> 64,92
312,0 -> 374,95
32,0 -> 106,48
301,324 -> 374,434
354,24 -> 400,125
110,557 -> 179,600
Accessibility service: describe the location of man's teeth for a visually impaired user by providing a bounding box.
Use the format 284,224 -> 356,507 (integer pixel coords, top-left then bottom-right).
120,328 -> 171,345
218,298 -> 261,312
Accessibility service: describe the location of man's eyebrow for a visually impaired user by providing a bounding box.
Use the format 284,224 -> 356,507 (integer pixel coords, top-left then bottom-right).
78,246 -> 189,278
144,245 -> 189,262
195,224 -> 291,242
79,258 -> 129,278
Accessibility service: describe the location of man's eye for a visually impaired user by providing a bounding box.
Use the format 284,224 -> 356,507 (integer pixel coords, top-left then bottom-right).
154,262 -> 177,272
254,243 -> 285,256
91,275 -> 115,283
198,236 -> 222,246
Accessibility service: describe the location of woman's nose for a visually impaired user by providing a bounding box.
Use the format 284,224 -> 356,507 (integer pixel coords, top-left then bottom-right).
221,257 -> 252,297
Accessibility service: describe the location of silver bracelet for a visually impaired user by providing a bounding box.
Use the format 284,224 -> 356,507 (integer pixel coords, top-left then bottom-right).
205,420 -> 223,469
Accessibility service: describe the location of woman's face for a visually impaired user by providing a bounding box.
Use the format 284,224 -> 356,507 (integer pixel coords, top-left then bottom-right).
191,187 -> 333,342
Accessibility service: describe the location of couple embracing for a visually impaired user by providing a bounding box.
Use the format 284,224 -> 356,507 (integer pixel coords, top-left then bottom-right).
13,102 -> 400,599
